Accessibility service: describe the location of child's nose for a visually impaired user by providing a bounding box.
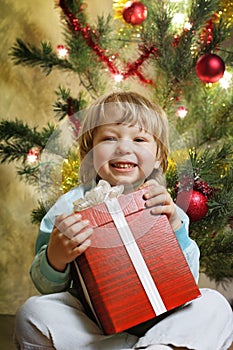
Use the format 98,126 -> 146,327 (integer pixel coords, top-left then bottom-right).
115,139 -> 131,154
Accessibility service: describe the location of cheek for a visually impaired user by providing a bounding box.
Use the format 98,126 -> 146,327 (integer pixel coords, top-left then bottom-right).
139,146 -> 156,162
93,144 -> 110,172
138,148 -> 157,172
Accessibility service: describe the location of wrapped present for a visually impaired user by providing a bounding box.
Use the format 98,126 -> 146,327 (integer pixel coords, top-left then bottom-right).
73,181 -> 201,334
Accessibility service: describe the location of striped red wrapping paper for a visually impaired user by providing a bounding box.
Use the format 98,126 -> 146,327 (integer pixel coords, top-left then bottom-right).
74,188 -> 201,334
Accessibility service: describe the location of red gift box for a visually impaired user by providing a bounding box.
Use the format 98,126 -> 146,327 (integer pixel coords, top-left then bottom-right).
74,188 -> 201,334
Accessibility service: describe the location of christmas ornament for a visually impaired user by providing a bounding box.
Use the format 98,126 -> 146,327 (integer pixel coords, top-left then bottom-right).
26,147 -> 40,164
176,189 -> 208,222
195,53 -> 225,83
122,1 -> 147,25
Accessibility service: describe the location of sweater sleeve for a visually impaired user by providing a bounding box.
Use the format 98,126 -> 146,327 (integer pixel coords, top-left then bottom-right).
30,245 -> 71,294
30,185 -> 87,294
174,205 -> 200,283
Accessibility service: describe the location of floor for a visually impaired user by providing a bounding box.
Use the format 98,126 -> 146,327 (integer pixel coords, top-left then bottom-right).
0,314 -> 233,350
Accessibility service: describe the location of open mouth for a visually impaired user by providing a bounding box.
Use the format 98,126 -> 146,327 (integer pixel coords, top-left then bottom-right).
111,162 -> 136,169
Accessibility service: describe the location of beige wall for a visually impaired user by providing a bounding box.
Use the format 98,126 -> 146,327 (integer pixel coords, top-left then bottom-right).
0,0 -> 112,315
0,0 -> 232,315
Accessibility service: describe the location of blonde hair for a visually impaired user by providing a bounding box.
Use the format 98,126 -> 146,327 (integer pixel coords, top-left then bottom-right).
77,91 -> 169,185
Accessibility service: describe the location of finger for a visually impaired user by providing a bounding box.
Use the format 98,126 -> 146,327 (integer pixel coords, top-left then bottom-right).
143,184 -> 164,200
150,204 -> 169,216
72,239 -> 92,259
150,200 -> 176,218
63,219 -> 91,239
71,227 -> 93,246
56,213 -> 83,233
145,192 -> 170,208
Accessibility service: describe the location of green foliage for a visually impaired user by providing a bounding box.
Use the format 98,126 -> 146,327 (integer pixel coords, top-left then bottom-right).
189,144 -> 233,184
10,39 -> 73,75
166,144 -> 233,281
53,87 -> 88,120
0,120 -> 56,188
0,119 -> 55,163
1,0 -> 233,282
31,201 -> 47,225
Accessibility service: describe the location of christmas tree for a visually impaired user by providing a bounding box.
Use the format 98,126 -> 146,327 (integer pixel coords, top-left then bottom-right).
0,0 -> 233,283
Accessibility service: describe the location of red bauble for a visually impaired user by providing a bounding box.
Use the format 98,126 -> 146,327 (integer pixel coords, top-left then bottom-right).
195,53 -> 225,83
122,1 -> 147,25
176,190 -> 208,222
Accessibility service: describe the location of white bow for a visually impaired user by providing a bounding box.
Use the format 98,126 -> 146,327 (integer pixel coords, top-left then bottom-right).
73,180 -> 124,211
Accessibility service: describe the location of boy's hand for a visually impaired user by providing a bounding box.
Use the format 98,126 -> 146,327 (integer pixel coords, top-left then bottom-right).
140,179 -> 182,231
47,213 -> 93,272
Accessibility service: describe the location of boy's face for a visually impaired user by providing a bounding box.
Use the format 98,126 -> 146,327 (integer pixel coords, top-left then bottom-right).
92,121 -> 159,191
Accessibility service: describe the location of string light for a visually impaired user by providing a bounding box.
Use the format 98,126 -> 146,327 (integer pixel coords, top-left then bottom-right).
56,45 -> 69,58
114,73 -> 124,82
27,147 -> 40,164
172,13 -> 187,28
176,106 -> 188,119
219,70 -> 232,89
184,21 -> 192,30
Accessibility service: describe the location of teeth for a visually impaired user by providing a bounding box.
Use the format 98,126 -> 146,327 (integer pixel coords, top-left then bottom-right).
112,163 -> 135,168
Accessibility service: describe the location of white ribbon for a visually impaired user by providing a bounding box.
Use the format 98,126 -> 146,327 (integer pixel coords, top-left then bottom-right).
105,197 -> 167,316
73,180 -> 124,211
73,260 -> 103,330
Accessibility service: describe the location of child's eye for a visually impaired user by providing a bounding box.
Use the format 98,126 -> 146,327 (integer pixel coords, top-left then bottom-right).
102,136 -> 117,142
134,137 -> 146,142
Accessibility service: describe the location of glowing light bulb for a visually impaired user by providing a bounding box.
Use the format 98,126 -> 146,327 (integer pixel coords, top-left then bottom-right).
184,21 -> 192,30
176,106 -> 188,119
172,13 -> 186,27
57,45 -> 69,58
27,147 -> 40,164
114,74 -> 124,82
219,71 -> 232,89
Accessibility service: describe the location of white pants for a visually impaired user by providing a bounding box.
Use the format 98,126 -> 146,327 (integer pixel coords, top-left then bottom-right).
14,288 -> 233,350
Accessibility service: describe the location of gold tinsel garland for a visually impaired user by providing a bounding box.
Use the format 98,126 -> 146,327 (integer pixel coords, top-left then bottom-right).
113,0 -> 129,20
61,152 -> 80,193
219,0 -> 233,25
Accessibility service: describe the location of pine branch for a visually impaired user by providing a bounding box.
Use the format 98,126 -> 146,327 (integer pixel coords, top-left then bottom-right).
31,201 -> 47,225
198,18 -> 231,55
189,144 -> 233,185
189,0 -> 220,30
59,0 -> 88,24
17,164 -> 40,184
196,226 -> 233,282
0,119 -> 55,163
10,39 -> 73,75
53,86 -> 88,120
